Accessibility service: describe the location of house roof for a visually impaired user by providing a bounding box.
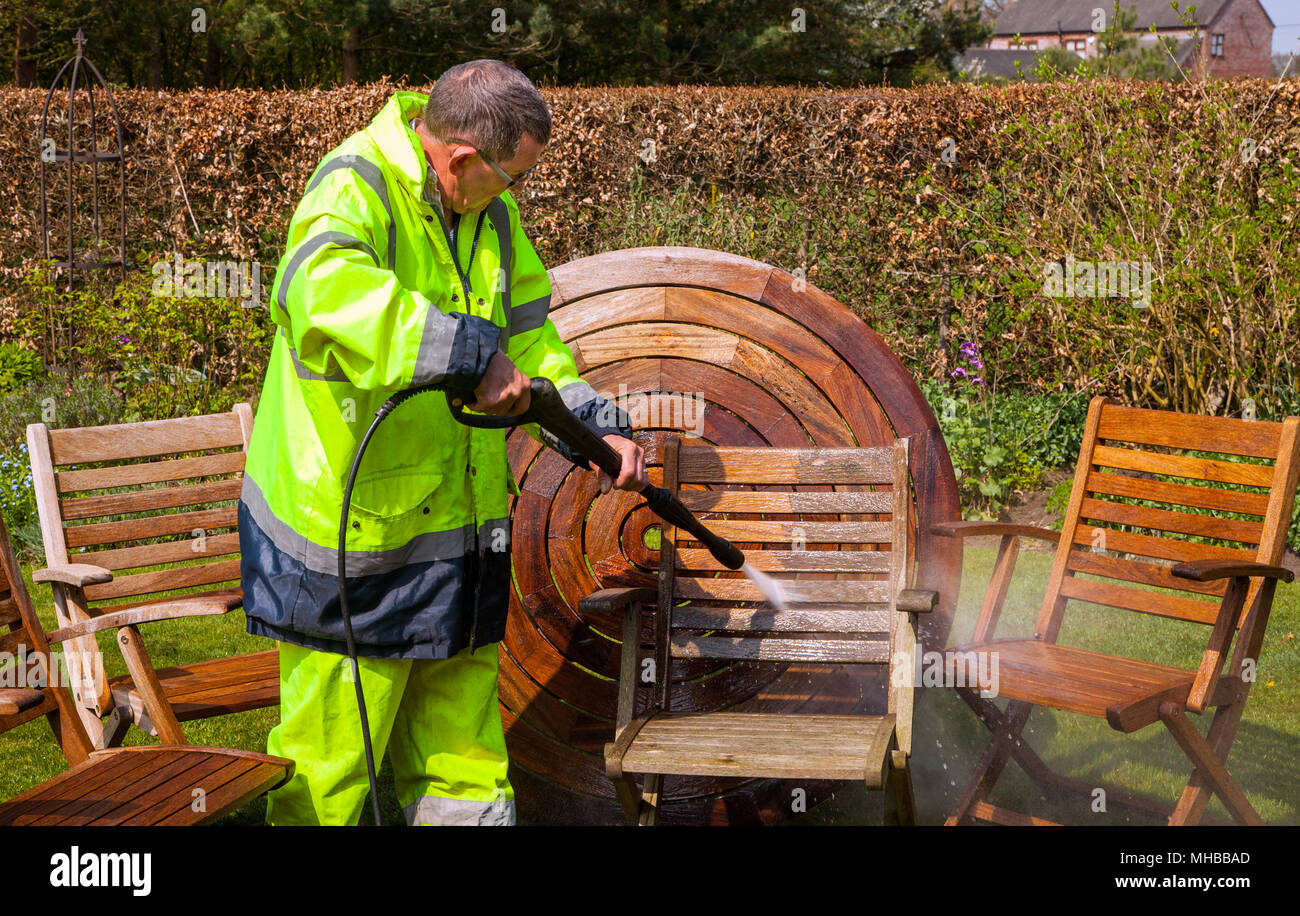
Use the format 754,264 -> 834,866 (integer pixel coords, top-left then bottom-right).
957,48 -> 1045,80
992,0 -> 1235,34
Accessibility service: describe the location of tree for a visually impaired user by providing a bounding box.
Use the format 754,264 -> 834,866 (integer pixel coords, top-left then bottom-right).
0,0 -> 994,88
1074,2 -> 1177,80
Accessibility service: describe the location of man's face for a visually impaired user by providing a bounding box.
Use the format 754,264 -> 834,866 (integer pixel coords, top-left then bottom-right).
440,132 -> 544,215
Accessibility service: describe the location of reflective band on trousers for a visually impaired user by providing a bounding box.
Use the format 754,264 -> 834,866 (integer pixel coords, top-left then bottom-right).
404,791 -> 516,826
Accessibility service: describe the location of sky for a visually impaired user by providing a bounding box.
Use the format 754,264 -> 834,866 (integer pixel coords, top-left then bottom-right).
1262,0 -> 1300,55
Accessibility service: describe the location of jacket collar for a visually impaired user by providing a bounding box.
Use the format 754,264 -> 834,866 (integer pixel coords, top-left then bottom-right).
366,90 -> 438,211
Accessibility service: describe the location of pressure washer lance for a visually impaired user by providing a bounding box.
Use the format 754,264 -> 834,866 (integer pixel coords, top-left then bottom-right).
338,375 -> 748,825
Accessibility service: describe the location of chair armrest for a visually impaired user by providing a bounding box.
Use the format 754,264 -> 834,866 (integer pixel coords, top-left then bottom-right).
929,521 -> 1061,544
578,588 -> 658,615
1172,559 -> 1295,584
897,589 -> 938,613
32,564 -> 114,587
45,596 -> 241,645
0,688 -> 46,716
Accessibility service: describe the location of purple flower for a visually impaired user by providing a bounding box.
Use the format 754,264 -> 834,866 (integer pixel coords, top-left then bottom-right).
971,376 -> 984,386
959,341 -> 979,358
950,367 -> 967,379
969,358 -> 983,370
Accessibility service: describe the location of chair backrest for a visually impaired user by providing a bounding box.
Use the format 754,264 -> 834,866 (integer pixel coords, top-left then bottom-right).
26,405 -> 253,616
0,517 -> 95,765
1040,397 -> 1300,644
658,437 -> 913,711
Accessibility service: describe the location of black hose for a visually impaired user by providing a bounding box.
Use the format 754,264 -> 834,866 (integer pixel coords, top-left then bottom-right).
337,387 -> 437,826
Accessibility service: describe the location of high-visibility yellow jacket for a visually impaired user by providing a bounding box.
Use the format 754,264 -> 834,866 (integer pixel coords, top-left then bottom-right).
239,90 -> 628,659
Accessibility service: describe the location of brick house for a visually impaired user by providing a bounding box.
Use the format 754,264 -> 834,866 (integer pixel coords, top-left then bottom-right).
987,0 -> 1275,78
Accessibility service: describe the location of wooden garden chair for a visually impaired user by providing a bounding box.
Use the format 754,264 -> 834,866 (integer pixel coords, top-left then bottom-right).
580,437 -> 936,825
0,516 -> 292,825
27,405 -> 279,748
936,396 -> 1299,826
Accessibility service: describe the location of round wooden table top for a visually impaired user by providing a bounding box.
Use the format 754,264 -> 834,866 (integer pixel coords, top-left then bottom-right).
502,246 -> 959,824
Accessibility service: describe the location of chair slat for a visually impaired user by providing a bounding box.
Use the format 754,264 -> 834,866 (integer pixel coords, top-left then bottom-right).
674,576 -> 889,604
1091,445 -> 1274,488
680,520 -> 893,544
611,712 -> 898,782
84,559 -> 242,603
1078,497 -> 1262,546
676,446 -> 895,484
1097,405 -> 1281,459
671,635 -> 890,662
64,506 -> 238,548
672,605 -> 891,633
676,489 -> 895,514
79,532 -> 242,573
1086,469 -> 1271,517
93,587 -> 240,616
55,451 -> 246,493
1065,548 -> 1227,597
675,547 -> 892,573
61,478 -> 243,521
1059,575 -> 1220,624
1070,524 -> 1256,564
47,413 -> 245,465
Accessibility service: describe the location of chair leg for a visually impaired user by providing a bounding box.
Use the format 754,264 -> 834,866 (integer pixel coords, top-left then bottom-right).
885,749 -> 917,826
611,774 -> 642,825
956,689 -> 1062,797
1167,697 -> 1249,826
1159,702 -> 1263,826
945,698 -> 1033,825
638,774 -> 663,826
100,707 -> 130,749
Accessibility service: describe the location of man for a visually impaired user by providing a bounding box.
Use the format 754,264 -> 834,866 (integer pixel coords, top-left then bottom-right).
239,59 -> 648,826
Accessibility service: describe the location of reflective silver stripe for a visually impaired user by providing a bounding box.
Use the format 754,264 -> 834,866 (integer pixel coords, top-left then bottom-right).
241,474 -> 474,577
305,154 -> 397,270
558,380 -> 598,410
412,299 -> 460,387
282,328 -> 346,382
404,793 -> 515,826
486,198 -> 512,350
511,294 -> 551,336
276,230 -> 379,314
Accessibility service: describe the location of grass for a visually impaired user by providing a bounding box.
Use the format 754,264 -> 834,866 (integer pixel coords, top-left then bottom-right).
3,545 -> 1297,825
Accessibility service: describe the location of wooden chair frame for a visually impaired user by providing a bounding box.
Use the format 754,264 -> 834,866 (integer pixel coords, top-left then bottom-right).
0,517 -> 292,826
937,396 -> 1300,826
580,437 -> 936,825
27,405 -> 278,748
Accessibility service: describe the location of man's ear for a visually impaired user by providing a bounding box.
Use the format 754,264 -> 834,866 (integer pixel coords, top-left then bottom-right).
445,145 -> 476,177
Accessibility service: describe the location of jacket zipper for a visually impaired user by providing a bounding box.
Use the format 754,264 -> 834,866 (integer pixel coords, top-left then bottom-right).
434,204 -> 488,654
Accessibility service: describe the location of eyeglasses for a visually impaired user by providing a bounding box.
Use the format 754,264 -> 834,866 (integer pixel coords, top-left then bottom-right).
442,136 -> 537,188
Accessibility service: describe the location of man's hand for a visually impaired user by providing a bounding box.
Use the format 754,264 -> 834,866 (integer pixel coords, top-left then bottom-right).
599,434 -> 648,494
469,351 -> 531,415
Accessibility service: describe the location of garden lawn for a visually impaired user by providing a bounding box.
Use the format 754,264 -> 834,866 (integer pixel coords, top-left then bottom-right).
3,546 -> 1297,825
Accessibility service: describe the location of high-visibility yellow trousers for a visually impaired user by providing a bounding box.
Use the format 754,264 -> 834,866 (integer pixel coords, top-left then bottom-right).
265,641 -> 515,826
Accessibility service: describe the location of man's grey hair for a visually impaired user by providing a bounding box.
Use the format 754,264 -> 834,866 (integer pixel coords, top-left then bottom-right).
424,59 -> 551,163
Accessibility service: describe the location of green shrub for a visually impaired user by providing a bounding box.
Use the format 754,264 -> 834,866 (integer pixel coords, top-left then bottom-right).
18,257 -> 274,421
0,343 -> 44,394
920,343 -> 1089,519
